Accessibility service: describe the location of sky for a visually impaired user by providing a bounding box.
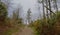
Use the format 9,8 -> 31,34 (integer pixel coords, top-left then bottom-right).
7,0 -> 41,21
1,0 -> 41,23
1,0 -> 60,23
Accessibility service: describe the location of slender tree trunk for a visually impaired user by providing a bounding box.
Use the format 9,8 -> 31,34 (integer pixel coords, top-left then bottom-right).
48,0 -> 52,18
54,0 -> 58,12
46,0 -> 49,19
46,0 -> 49,24
16,8 -> 19,19
42,0 -> 45,19
54,0 -> 58,23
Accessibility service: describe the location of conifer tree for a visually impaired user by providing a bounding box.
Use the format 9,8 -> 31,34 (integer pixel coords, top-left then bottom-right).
27,8 -> 31,24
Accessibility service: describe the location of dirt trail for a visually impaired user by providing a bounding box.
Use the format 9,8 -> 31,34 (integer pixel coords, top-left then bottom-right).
12,26 -> 34,35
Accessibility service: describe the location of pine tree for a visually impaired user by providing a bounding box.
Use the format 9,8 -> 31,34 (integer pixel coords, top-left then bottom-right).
0,2 -> 7,25
27,8 -> 31,24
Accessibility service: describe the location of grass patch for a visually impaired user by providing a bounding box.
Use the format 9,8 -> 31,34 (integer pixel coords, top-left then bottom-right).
4,27 -> 19,35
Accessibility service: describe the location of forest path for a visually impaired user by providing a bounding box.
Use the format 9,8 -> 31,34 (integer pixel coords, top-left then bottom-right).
12,26 -> 34,35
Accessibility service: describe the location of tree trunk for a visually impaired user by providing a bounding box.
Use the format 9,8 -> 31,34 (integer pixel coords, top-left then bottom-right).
48,0 -> 52,19
46,0 -> 49,24
42,0 -> 45,19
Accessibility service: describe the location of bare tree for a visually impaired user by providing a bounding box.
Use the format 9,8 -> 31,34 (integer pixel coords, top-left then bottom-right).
5,0 -> 11,8
42,0 -> 45,19
53,0 -> 58,12
48,0 -> 52,18
16,8 -> 20,19
45,0 -> 49,24
37,0 -> 42,19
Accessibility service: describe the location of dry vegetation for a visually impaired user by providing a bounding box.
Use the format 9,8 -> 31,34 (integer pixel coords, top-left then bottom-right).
29,12 -> 60,35
0,2 -> 24,35
0,0 -> 60,35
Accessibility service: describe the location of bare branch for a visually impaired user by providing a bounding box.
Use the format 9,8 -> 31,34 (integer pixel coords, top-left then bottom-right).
44,6 -> 56,15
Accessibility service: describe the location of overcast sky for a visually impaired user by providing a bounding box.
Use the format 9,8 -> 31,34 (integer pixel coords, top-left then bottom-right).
2,0 -> 60,23
6,0 -> 42,21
